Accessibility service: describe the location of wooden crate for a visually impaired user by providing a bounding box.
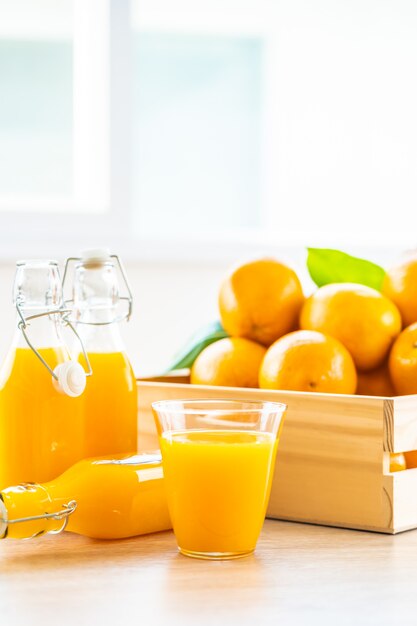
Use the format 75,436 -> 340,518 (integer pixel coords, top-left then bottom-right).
137,375 -> 417,534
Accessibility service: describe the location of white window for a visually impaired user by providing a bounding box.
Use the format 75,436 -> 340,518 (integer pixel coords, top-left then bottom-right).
0,0 -> 416,260
0,0 -> 111,257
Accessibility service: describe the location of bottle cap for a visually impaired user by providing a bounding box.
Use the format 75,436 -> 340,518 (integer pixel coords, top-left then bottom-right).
52,362 -> 87,397
81,248 -> 111,264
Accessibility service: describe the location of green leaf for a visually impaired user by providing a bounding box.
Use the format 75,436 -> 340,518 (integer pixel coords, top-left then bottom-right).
165,320 -> 229,372
307,248 -> 386,291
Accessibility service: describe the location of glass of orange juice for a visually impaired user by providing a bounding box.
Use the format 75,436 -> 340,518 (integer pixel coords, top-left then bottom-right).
152,399 -> 286,560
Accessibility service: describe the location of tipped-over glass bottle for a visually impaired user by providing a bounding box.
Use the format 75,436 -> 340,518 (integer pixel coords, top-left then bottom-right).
0,452 -> 171,540
0,260 -> 90,489
63,249 -> 138,457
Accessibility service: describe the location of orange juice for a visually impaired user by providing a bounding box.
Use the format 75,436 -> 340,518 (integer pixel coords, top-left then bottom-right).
160,430 -> 278,557
390,452 -> 406,472
0,347 -> 84,489
0,453 -> 171,540
80,351 -> 137,457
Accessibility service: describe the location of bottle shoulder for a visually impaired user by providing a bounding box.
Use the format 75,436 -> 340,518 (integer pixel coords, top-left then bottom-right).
75,322 -> 128,354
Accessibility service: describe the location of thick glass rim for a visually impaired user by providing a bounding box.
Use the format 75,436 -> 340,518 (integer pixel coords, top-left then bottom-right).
151,399 -> 287,415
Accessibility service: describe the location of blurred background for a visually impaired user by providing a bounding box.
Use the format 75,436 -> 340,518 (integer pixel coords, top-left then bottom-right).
0,0 -> 416,374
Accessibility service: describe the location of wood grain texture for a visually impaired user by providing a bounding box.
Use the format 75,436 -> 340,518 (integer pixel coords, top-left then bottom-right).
1,520 -> 417,626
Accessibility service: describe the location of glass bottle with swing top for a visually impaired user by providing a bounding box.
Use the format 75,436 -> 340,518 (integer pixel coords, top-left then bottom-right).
0,260 -> 92,489
63,249 -> 138,457
0,451 -> 171,540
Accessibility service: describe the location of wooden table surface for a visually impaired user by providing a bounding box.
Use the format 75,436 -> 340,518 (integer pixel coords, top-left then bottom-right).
1,519 -> 416,625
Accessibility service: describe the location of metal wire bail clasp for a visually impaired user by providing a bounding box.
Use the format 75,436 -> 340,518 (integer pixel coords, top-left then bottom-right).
5,500 -> 77,532
62,252 -> 134,325
16,298 -> 92,397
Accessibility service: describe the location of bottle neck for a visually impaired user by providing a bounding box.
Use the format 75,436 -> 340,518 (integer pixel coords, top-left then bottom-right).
13,309 -> 69,351
0,483 -> 73,540
70,258 -> 131,354
76,303 -> 119,325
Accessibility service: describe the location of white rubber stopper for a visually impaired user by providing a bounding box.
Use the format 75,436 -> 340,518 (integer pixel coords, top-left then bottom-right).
81,248 -> 111,264
52,362 -> 87,397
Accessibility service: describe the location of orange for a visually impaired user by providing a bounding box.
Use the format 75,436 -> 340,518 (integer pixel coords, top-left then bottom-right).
190,337 -> 266,388
356,363 -> 395,397
218,258 -> 304,347
383,255 -> 417,327
300,283 -> 402,371
404,451 -> 417,469
390,453 -> 406,472
389,322 -> 417,395
259,330 -> 357,394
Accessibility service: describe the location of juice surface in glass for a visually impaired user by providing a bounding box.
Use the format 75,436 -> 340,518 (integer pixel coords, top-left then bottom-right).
80,351 -> 137,457
0,347 -> 84,489
160,429 -> 278,558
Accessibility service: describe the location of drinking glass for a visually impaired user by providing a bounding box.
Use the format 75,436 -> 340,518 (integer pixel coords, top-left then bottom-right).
152,399 -> 286,560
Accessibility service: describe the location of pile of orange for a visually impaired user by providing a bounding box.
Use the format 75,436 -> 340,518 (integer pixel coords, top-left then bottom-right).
190,254 -> 417,398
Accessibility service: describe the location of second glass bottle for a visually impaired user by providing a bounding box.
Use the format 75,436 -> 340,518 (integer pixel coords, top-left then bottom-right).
65,249 -> 138,457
